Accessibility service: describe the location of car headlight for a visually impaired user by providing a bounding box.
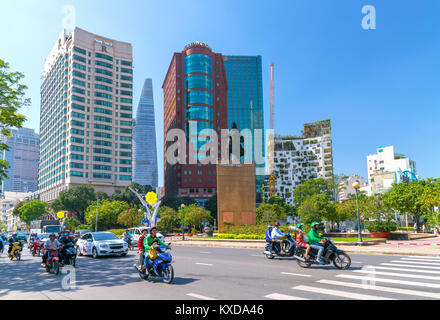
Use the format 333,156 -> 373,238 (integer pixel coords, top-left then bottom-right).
99,244 -> 108,248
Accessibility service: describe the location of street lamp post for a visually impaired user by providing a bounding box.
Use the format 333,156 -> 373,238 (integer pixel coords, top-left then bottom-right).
181,204 -> 185,241
352,182 -> 363,244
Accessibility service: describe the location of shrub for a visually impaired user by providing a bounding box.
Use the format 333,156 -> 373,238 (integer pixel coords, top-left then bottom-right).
106,229 -> 125,237
217,233 -> 265,240
77,224 -> 92,230
365,221 -> 397,233
397,227 -> 413,231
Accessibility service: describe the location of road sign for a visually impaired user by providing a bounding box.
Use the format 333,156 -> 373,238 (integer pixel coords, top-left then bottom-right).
57,211 -> 65,219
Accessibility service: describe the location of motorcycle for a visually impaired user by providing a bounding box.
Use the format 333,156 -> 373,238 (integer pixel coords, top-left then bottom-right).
45,249 -> 61,275
32,240 -> 42,257
264,233 -> 296,259
9,241 -> 22,261
124,236 -> 136,251
61,243 -> 77,267
136,244 -> 174,284
294,238 -> 351,270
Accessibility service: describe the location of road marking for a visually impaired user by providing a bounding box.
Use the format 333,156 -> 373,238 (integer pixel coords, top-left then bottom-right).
265,293 -> 309,300
281,272 -> 312,278
353,269 -> 440,280
351,261 -> 362,264
317,279 -> 440,299
371,266 -> 440,274
199,251 -> 211,254
401,256 -> 440,260
337,274 -> 440,289
195,263 -> 213,266
292,285 -> 394,300
187,293 -> 216,300
400,257 -> 440,263
381,263 -> 440,270
390,260 -> 440,266
251,254 -> 262,257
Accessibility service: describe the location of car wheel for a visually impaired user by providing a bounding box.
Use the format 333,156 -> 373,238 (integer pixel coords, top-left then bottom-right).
92,247 -> 99,259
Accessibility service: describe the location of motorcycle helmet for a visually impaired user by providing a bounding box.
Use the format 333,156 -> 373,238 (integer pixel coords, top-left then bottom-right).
296,223 -> 304,230
274,221 -> 280,227
311,222 -> 319,230
49,233 -> 56,238
267,224 -> 273,228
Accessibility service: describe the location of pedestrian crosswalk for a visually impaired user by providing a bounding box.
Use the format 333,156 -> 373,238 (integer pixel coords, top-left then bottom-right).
263,255 -> 440,300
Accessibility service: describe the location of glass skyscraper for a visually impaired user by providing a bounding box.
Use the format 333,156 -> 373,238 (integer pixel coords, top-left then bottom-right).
1,127 -> 39,193
223,55 -> 265,202
133,78 -> 158,188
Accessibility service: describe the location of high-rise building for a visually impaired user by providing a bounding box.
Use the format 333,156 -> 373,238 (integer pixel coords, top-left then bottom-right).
0,127 -> 39,193
223,55 -> 265,202
39,27 -> 133,202
162,42 -> 228,199
365,145 -> 417,194
133,78 -> 158,188
338,174 -> 366,202
264,119 -> 333,204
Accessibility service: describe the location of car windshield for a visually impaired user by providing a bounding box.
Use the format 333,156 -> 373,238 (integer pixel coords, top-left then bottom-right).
93,233 -> 118,241
81,230 -> 91,234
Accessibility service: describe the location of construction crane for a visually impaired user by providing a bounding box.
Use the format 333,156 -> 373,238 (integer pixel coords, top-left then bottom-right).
268,63 -> 276,198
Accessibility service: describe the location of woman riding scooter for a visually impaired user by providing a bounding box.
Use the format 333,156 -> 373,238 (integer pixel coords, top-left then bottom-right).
295,223 -> 311,260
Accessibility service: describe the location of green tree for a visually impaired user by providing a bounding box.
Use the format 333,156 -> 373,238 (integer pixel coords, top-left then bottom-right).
297,193 -> 333,225
157,206 -> 180,232
256,203 -> 286,225
85,200 -> 129,230
161,196 -> 197,211
117,207 -> 143,228
204,195 -> 217,220
95,191 -> 109,200
268,196 -> 296,217
293,178 -> 333,205
17,200 -> 49,225
181,205 -> 211,232
57,185 -> 96,222
64,217 -> 81,231
0,59 -> 29,183
12,200 -> 26,217
386,180 -> 432,229
420,179 -> 440,227
111,183 -> 153,207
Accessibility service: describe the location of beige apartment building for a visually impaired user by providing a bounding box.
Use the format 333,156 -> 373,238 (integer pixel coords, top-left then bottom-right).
39,27 -> 134,202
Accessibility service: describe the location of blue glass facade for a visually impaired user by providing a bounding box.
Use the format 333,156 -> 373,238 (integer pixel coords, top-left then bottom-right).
133,79 -> 158,188
223,55 -> 265,201
1,127 -> 39,192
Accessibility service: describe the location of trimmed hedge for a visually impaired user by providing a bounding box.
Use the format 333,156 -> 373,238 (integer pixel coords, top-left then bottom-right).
106,229 -> 125,237
217,234 -> 265,240
223,224 -> 291,235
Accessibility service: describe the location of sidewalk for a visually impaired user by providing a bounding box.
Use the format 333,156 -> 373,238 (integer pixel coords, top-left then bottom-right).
168,237 -> 440,257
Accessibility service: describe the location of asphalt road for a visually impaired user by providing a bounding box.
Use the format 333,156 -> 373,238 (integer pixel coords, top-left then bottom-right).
1,245 -> 440,300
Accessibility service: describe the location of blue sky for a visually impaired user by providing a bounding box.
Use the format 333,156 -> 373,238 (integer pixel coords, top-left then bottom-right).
1,0 -> 438,186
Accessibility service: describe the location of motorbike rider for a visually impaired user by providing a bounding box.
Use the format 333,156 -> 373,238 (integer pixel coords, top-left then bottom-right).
308,222 -> 326,264
271,222 -> 286,254
136,228 -> 149,270
59,230 -> 75,264
295,223 -> 311,260
123,229 -> 132,246
8,232 -> 22,255
143,227 -> 168,275
41,233 -> 63,267
265,224 -> 274,247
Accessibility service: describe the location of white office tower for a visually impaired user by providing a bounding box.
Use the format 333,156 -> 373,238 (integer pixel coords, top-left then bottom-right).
39,27 -> 133,202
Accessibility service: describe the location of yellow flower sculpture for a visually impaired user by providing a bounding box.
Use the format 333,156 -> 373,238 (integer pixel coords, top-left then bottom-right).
145,192 -> 158,205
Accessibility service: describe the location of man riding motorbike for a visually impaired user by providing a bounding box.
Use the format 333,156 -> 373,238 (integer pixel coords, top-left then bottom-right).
59,230 -> 75,265
265,224 -> 274,245
41,233 -> 63,267
295,223 -> 311,260
8,232 -> 22,255
308,222 -> 326,264
143,227 -> 168,275
271,222 -> 286,254
123,229 -> 132,246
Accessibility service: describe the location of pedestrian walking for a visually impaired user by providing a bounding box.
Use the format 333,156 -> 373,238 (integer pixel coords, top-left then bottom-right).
414,223 -> 417,233
422,224 -> 427,233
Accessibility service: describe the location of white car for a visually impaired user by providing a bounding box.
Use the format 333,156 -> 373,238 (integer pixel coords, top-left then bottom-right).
76,232 -> 128,258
